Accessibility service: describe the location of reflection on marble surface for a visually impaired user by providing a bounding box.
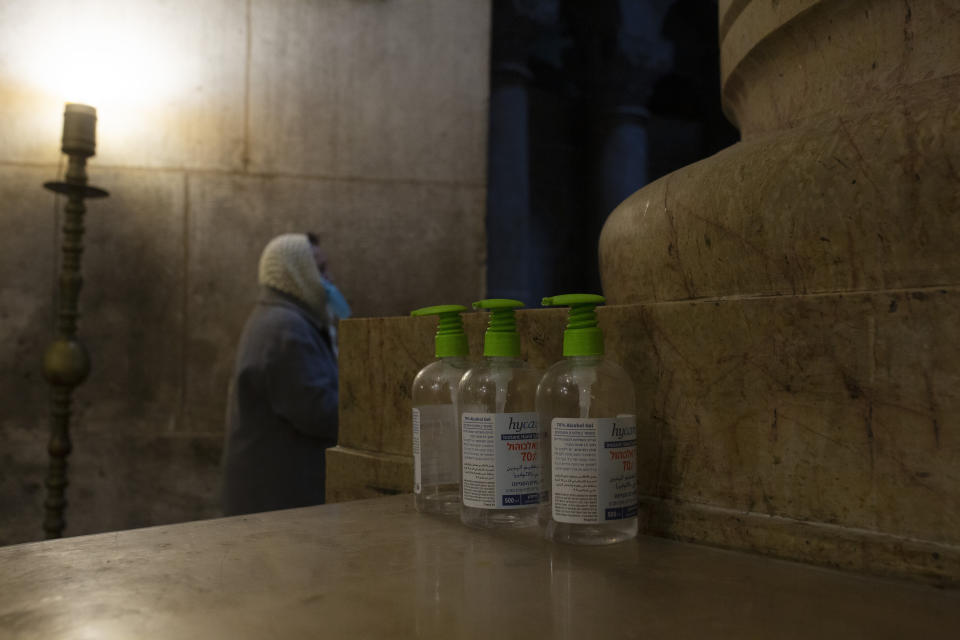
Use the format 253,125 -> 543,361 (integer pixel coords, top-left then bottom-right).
0,496 -> 957,639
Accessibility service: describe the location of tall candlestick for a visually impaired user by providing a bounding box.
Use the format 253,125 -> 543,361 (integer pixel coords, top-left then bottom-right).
41,103 -> 109,539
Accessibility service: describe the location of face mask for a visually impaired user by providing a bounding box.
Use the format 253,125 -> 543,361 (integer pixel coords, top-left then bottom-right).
320,276 -> 351,320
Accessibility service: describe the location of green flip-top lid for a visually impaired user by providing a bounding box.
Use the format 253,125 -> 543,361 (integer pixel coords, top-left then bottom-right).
542,294 -> 605,357
410,304 -> 468,358
473,298 -> 524,357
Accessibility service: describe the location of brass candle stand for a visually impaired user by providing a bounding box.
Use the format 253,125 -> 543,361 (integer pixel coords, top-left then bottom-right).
41,104 -> 109,539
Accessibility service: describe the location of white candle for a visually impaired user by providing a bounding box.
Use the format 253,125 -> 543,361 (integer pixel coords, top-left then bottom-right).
61,103 -> 97,157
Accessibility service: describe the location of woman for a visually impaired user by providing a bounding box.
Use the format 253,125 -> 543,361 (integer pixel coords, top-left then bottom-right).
220,233 -> 340,515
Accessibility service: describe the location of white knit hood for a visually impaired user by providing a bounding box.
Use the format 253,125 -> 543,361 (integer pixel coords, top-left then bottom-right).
257,234 -> 328,322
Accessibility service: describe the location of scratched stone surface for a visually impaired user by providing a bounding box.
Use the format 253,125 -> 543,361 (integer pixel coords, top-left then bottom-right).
582,0 -> 960,584
4,496 -> 960,639
329,291 -> 960,584
337,310 -> 564,457
719,0 -> 960,138
599,80 -> 960,304
248,0 -> 489,184
601,0 -> 960,303
606,292 -> 960,559
325,446 -> 413,503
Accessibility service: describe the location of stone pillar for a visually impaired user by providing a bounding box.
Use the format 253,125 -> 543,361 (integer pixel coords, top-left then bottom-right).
486,1 -> 533,303
594,0 -> 672,217
600,0 -> 960,302
585,0 -> 673,292
598,107 -> 649,218
486,63 -> 532,301
595,0 -> 960,583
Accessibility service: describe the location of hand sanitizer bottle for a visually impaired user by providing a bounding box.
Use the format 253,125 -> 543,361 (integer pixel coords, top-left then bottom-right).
410,304 -> 470,515
537,294 -> 638,544
459,299 -> 541,529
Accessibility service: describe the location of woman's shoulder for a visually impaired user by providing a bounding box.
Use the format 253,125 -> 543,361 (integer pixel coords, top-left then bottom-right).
250,300 -> 318,334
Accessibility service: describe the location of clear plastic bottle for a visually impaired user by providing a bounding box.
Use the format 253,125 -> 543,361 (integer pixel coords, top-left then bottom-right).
410,305 -> 470,515
459,299 -> 541,529
537,294 -> 638,544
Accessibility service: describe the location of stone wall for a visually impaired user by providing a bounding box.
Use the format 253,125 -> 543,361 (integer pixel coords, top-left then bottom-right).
329,299 -> 960,586
0,0 -> 490,545
593,0 -> 959,584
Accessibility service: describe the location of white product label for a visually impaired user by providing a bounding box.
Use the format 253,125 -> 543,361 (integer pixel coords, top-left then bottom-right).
413,408 -> 422,494
462,412 -> 540,509
412,404 -> 457,495
552,416 -> 637,524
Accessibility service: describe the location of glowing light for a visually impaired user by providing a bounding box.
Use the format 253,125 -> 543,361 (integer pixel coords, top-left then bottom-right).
32,28 -> 183,109
7,1 -> 195,156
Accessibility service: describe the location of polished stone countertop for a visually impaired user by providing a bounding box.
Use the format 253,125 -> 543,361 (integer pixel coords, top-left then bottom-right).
0,496 -> 957,639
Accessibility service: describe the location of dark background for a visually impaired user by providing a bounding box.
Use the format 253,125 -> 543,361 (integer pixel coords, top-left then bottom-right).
486,0 -> 738,304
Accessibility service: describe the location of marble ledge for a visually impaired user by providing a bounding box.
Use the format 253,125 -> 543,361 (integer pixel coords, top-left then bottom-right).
332,290 -> 960,585
0,495 -> 957,639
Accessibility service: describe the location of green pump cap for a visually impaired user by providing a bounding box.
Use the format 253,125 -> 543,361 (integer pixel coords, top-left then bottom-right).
473,298 -> 524,357
541,294 -> 605,357
410,304 -> 468,358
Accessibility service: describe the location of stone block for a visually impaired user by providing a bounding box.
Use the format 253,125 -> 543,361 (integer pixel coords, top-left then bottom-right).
337,313 -> 475,457
590,0 -> 960,584
0,0 -> 246,170
0,423 -> 48,545
0,167 -> 192,543
185,174 -> 485,431
600,81 -> 960,305
602,291 -> 960,548
331,180 -> 486,318
720,0 -> 960,136
330,291 -> 960,582
0,166 -> 56,433
325,446 -> 412,504
248,0 -> 490,183
603,0 -> 960,305
72,169 -> 186,436
0,0 -> 492,544
65,432 -> 223,537
337,309 -> 564,457
184,173 -> 336,428
638,497 -> 960,587
0,426 -> 222,545
0,166 -> 57,546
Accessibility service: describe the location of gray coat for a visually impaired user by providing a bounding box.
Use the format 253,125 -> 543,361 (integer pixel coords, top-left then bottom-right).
221,287 -> 339,515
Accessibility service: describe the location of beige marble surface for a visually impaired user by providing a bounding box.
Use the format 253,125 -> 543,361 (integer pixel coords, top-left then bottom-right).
719,0 -> 959,137
331,294 -> 960,584
338,311 -> 564,457
601,0 -> 960,302
1,496 -> 957,639
248,0 -> 490,183
326,445 -> 412,503
587,0 -> 960,586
